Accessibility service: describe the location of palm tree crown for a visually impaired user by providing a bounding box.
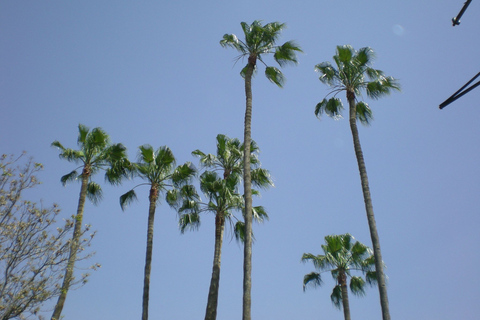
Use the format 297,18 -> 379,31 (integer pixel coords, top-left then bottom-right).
315,45 -> 400,124
220,20 -> 302,87
302,234 -> 379,320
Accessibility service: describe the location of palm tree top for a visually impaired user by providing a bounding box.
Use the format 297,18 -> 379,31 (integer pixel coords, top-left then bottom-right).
315,45 -> 400,125
220,20 -> 302,87
316,45 -> 400,99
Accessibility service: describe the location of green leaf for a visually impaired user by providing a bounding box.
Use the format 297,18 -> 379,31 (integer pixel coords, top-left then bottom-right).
265,66 -> 285,87
60,170 -> 79,186
315,98 -> 344,120
87,182 -> 103,205
303,272 -> 322,291
120,189 -> 138,211
355,101 -> 373,125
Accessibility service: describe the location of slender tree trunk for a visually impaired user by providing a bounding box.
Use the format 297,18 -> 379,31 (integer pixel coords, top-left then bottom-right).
347,93 -> 390,320
204,213 -> 225,320
339,271 -> 351,320
51,169 -> 90,320
242,59 -> 255,320
142,187 -> 158,320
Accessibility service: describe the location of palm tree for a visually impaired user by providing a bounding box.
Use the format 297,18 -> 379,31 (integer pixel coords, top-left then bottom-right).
119,145 -> 196,320
174,134 -> 272,320
220,21 -> 301,320
314,45 -> 400,320
50,124 -> 129,320
302,234 -> 378,320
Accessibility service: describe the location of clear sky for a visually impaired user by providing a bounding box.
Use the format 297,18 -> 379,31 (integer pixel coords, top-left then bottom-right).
1,1 -> 479,319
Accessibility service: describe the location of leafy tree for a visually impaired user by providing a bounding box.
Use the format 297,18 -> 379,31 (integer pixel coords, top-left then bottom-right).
314,45 -> 400,320
119,145 -> 196,320
174,134 -> 272,320
0,153 -> 96,320
302,234 -> 378,320
50,124 -> 129,320
220,21 -> 301,320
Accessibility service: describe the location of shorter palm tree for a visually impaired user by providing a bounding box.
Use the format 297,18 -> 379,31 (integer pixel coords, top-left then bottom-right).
50,124 -> 129,320
302,234 -> 380,320
171,134 -> 272,320
119,145 -> 196,320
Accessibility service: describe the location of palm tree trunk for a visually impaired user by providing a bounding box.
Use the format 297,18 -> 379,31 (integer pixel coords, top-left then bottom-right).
204,213 -> 226,320
242,61 -> 255,320
347,94 -> 390,320
51,170 -> 89,320
142,187 -> 158,320
339,271 -> 351,320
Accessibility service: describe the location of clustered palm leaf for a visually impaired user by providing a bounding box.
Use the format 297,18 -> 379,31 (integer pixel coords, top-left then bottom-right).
302,234 -> 379,320
50,124 -> 129,320
119,144 -> 196,320
315,45 -> 400,124
220,20 -> 302,87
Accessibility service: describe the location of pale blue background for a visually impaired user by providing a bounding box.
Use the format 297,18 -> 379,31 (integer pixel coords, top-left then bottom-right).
1,1 -> 479,319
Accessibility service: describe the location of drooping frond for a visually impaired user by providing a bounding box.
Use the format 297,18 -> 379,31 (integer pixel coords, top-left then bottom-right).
330,285 -> 343,309
252,206 -> 268,223
315,98 -> 344,120
265,66 -> 285,87
178,212 -> 201,233
303,272 -> 322,291
60,170 -> 79,186
86,182 -> 103,205
120,189 -> 138,211
251,167 -> 274,189
355,101 -> 373,125
350,276 -> 366,296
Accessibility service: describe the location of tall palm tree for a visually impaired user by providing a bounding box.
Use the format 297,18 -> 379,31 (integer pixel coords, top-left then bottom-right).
220,21 -> 301,320
314,45 -> 400,320
119,145 -> 196,320
175,134 -> 272,320
50,124 -> 129,320
302,234 -> 378,320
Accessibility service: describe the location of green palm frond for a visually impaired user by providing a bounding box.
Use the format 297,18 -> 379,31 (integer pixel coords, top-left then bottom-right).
251,168 -> 274,189
179,212 -> 201,233
303,272 -> 322,291
331,285 -> 342,309
120,189 -> 138,211
355,101 -> 373,125
233,220 -> 246,243
265,66 -> 285,87
171,162 -> 196,187
86,181 -> 103,205
350,276 -> 366,296
138,144 -> 155,163
252,206 -> 268,223
77,124 -> 90,145
60,170 -> 79,186
315,98 -> 344,120
274,41 -> 302,66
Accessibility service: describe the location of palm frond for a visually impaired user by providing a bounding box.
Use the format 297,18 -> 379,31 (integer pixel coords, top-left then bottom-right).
303,272 -> 322,291
330,285 -> 343,309
350,276 -> 366,296
265,66 -> 285,87
120,189 -> 138,211
315,98 -> 344,120
252,206 -> 268,223
86,182 -> 103,205
60,170 -> 79,186
274,41 -> 302,67
178,212 -> 201,233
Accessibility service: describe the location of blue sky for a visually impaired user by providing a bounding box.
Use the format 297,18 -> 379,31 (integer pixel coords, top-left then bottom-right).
1,1 -> 479,319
